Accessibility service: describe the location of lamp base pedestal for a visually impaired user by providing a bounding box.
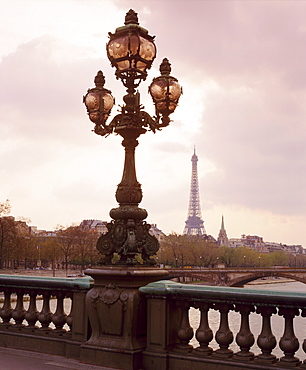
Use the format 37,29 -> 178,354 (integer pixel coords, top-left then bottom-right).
97,205 -> 159,265
81,267 -> 168,370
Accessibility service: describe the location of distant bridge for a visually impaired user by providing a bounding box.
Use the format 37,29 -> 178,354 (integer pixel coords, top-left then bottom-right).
166,267 -> 306,286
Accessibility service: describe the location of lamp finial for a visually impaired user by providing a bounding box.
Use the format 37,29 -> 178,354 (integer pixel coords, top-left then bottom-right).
159,58 -> 171,76
125,9 -> 139,25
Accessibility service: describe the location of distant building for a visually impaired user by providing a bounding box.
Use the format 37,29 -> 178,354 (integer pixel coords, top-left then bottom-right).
149,224 -> 166,243
217,215 -> 229,247
228,238 -> 245,248
243,235 -> 265,249
80,219 -> 108,235
282,244 -> 303,254
202,234 -> 217,243
29,226 -> 56,237
1,216 -> 30,235
264,241 -> 284,253
228,234 -> 304,254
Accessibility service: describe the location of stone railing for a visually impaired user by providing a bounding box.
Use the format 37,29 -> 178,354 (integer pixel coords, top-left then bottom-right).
140,280 -> 306,370
0,274 -> 93,358
2,271 -> 306,370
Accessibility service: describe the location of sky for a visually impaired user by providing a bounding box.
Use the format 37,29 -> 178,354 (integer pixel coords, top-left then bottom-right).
0,0 -> 305,247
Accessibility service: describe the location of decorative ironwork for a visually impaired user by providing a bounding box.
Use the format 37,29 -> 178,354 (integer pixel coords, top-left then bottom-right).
83,9 -> 182,265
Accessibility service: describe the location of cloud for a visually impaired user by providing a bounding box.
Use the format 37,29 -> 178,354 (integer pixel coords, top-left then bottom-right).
117,0 -> 306,218
1,0 -> 305,247
201,79 -> 306,215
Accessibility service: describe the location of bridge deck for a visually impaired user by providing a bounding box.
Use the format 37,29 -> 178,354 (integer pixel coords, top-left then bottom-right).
0,346 -> 116,370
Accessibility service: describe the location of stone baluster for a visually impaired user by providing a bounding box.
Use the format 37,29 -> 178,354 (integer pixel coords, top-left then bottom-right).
234,303 -> 255,360
12,289 -> 26,328
24,290 -> 39,330
278,307 -> 300,365
213,303 -> 234,357
300,308 -> 306,368
0,288 -> 12,326
66,294 -> 73,332
37,291 -> 53,331
175,301 -> 193,352
255,306 -> 277,363
52,291 -> 67,333
194,302 -> 213,355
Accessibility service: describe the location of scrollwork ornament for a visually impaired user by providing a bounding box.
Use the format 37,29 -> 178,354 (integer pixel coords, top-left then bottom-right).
120,291 -> 129,302
101,284 -> 121,305
91,287 -> 103,309
112,221 -> 127,248
96,225 -> 115,264
91,284 -> 124,308
91,289 -> 100,301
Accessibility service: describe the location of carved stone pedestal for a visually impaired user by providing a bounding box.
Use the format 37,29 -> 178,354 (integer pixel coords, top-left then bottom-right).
80,266 -> 168,370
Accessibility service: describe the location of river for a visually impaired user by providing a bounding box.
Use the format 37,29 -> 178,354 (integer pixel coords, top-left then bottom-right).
189,280 -> 306,360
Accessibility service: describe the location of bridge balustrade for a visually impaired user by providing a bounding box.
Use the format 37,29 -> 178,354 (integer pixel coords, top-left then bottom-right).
0,274 -> 93,358
1,273 -> 306,369
140,280 -> 306,370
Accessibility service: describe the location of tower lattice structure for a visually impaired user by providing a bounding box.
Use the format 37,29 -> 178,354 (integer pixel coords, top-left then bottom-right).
183,148 -> 206,236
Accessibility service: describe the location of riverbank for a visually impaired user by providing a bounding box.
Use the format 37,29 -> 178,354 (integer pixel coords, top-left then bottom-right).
247,277 -> 295,285
0,268 -> 84,278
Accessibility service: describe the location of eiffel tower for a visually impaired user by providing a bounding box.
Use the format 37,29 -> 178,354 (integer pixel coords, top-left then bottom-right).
183,148 -> 206,236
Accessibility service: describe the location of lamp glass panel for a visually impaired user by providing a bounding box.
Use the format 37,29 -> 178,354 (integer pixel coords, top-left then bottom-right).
156,102 -> 168,113
129,34 -> 139,55
167,102 -> 177,113
102,93 -> 114,111
139,36 -> 156,61
108,36 -> 129,59
150,79 -> 167,100
169,81 -> 182,100
89,112 -> 100,123
156,101 -> 176,113
117,60 -> 130,71
85,93 -> 99,110
136,60 -> 147,71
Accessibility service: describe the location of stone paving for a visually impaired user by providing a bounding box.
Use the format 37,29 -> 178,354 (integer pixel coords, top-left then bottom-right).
0,347 -> 117,370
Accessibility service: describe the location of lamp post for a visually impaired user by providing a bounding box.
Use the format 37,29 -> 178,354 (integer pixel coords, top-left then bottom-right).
83,10 -> 182,266
258,256 -> 261,268
244,255 -> 246,267
82,11 -> 179,367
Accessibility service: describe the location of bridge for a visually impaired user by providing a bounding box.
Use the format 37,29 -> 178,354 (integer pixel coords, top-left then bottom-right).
167,267 -> 306,286
1,268 -> 306,369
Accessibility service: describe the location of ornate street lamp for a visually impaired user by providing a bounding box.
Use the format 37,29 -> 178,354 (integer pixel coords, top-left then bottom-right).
83,9 -> 182,266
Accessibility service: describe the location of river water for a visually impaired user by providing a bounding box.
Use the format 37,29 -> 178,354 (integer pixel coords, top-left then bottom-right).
189,280 -> 306,360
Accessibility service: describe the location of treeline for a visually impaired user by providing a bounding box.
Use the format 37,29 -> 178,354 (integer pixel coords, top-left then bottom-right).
0,200 -> 100,271
158,234 -> 306,268
1,200 -> 305,270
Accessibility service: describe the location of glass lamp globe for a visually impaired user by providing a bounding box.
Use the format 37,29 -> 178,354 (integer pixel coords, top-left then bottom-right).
149,58 -> 182,117
106,9 -> 156,88
83,71 -> 115,126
